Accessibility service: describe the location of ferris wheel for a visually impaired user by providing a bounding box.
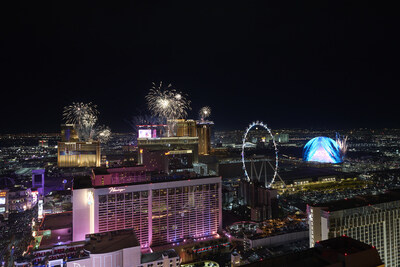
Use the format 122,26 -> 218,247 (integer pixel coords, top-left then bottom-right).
241,121 -> 282,188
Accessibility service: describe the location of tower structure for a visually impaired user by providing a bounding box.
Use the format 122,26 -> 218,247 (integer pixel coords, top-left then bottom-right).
72,175 -> 222,249
196,120 -> 213,155
32,169 -> 45,196
308,190 -> 400,267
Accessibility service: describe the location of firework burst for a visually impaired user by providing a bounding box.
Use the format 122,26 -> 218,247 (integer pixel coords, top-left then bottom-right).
336,133 -> 348,160
199,106 -> 211,120
145,82 -> 191,136
96,125 -> 112,143
145,82 -> 191,121
63,102 -> 99,125
77,113 -> 98,141
62,102 -> 111,142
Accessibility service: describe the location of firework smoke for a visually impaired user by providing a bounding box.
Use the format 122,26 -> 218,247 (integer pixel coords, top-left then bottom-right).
199,106 -> 211,120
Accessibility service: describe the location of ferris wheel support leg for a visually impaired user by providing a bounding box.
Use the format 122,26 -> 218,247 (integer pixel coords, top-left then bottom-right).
264,160 -> 267,187
266,160 -> 285,187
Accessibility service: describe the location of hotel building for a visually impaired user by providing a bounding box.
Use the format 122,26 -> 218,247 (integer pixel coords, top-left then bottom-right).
24,229 -> 179,267
308,189 -> 400,267
57,124 -> 101,168
72,175 -> 222,249
57,141 -> 101,168
136,119 -> 214,173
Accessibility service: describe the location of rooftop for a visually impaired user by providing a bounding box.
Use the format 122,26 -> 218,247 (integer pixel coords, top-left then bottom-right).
38,230 -> 72,249
316,236 -> 373,256
39,212 -> 72,231
92,165 -> 146,176
73,175 -> 93,189
84,228 -> 140,254
141,249 -> 178,263
279,167 -> 356,181
73,174 -> 220,190
313,189 -> 400,212
243,236 -> 382,267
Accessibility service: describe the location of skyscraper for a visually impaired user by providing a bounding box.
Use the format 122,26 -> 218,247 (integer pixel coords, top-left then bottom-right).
72,175 -> 222,249
308,190 -> 400,267
57,141 -> 101,167
196,120 -> 213,155
58,124 -> 101,167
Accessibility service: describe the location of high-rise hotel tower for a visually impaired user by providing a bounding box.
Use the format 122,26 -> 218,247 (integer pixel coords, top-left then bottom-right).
72,174 -> 222,250
308,190 -> 400,267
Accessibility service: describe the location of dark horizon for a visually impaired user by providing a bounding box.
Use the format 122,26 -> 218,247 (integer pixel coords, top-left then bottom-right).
1,2 -> 399,134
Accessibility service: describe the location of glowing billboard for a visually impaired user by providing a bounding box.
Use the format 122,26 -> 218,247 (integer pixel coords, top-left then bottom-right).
138,129 -> 152,138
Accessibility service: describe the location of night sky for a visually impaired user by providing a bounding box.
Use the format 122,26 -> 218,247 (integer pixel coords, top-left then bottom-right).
1,2 -> 399,133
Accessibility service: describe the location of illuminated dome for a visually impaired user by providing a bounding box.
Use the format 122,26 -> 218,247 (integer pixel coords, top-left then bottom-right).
303,137 -> 342,163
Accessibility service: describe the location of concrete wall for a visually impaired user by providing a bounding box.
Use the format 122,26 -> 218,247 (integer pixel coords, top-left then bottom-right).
72,188 -> 94,241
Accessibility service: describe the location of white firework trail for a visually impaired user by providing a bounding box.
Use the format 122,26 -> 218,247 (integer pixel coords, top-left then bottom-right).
199,106 -> 211,120
62,102 -> 111,142
96,125 -> 112,143
336,133 -> 348,160
145,82 -> 191,136
145,82 -> 191,121
63,102 -> 98,125
77,113 -> 98,141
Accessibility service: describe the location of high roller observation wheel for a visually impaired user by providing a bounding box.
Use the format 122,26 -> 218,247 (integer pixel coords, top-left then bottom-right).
241,121 -> 279,188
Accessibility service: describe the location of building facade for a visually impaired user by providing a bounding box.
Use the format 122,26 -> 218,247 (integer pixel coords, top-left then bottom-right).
73,176 -> 222,249
57,141 -> 101,167
196,121 -> 213,155
91,166 -> 149,186
308,192 -> 400,267
0,187 -> 38,220
24,229 -> 179,267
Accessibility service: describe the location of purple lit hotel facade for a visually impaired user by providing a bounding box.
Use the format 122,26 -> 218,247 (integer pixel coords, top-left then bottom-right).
72,176 -> 222,249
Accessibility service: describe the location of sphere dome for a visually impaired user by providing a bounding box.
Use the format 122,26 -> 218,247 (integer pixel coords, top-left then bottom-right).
303,137 -> 342,163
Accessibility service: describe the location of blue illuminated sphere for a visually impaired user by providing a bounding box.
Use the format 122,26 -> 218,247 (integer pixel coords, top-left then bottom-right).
303,137 -> 342,163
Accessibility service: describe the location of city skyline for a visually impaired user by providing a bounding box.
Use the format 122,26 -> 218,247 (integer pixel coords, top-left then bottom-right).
2,2 -> 400,267
1,2 -> 399,133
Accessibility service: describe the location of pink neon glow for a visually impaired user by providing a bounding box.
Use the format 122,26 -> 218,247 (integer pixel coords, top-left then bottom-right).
309,146 -> 333,163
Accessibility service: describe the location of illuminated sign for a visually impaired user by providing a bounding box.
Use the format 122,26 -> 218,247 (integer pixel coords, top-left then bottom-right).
0,191 -> 6,197
138,129 -> 152,138
87,191 -> 94,205
31,191 -> 38,205
38,200 -> 43,219
0,207 -> 5,213
109,187 -> 125,193
0,197 -> 5,205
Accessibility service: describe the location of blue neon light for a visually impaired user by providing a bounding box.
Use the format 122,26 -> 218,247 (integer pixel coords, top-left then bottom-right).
303,137 -> 342,163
